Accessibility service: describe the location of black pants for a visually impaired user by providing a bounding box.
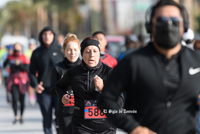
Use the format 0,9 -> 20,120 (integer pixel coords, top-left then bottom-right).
71,116 -> 116,134
11,85 -> 25,116
37,90 -> 59,134
58,115 -> 72,134
4,76 -> 8,88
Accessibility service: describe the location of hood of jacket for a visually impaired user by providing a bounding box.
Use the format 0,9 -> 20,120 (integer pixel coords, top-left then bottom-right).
38,26 -> 58,47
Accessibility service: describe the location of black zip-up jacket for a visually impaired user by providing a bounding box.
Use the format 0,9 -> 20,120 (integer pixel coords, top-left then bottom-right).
97,42 -> 200,134
50,57 -> 81,116
29,27 -> 64,89
55,60 -> 124,132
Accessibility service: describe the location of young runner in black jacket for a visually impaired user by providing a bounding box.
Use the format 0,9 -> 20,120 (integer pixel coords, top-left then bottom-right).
97,1 -> 200,134
50,33 -> 81,134
55,37 -> 123,134
29,26 -> 64,134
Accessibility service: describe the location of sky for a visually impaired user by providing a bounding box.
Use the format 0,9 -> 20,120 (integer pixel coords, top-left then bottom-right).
0,0 -> 9,7
0,0 -> 20,8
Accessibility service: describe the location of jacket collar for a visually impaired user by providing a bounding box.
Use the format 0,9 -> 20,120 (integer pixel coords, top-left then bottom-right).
81,59 -> 102,71
63,57 -> 81,68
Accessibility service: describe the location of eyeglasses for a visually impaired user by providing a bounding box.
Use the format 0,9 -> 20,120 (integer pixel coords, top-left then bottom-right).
154,17 -> 183,26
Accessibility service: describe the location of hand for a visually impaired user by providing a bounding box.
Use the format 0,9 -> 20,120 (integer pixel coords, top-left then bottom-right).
197,94 -> 200,106
35,81 -> 44,94
62,94 -> 71,104
130,126 -> 157,134
94,76 -> 104,92
15,59 -> 21,66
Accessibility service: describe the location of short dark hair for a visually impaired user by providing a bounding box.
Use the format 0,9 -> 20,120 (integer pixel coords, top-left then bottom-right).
92,31 -> 106,37
125,35 -> 135,46
150,0 -> 185,24
138,34 -> 144,42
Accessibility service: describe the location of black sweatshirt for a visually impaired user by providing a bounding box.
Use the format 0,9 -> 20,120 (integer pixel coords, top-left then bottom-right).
29,27 -> 64,89
55,60 -> 123,132
97,42 -> 200,134
50,57 -> 81,116
160,49 -> 181,101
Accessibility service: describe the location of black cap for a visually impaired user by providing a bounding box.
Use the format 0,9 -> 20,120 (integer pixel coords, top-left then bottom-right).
81,38 -> 100,56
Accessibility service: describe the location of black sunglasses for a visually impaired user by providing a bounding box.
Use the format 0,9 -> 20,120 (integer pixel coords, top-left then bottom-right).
155,17 -> 183,26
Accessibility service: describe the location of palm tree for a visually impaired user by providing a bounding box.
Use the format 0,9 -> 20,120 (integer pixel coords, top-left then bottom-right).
0,0 -> 83,39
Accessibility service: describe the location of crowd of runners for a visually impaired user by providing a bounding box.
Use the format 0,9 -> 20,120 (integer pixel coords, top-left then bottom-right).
1,0 -> 200,134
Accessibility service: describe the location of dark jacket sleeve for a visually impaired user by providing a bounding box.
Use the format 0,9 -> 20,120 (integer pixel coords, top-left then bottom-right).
117,93 -> 124,108
55,70 -> 71,101
29,51 -> 38,88
50,65 -> 60,96
4,58 -> 29,72
97,57 -> 140,133
18,64 -> 29,72
3,58 -> 8,68
107,68 -> 124,108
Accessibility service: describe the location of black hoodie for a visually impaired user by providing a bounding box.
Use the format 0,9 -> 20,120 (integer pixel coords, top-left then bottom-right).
29,26 -> 64,89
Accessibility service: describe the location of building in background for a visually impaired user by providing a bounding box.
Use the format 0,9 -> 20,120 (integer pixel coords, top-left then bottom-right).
85,0 -> 156,35
106,0 -> 154,35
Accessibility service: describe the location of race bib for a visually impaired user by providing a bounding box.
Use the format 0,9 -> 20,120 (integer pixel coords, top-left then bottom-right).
84,100 -> 106,119
64,93 -> 74,107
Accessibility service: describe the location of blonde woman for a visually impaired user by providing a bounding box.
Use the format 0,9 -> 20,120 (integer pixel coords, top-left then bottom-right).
50,33 -> 81,134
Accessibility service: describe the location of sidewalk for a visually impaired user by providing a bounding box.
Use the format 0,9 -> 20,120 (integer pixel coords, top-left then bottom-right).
0,84 -> 127,134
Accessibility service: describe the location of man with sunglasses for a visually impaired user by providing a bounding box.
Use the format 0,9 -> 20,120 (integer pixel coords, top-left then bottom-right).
97,1 -> 200,134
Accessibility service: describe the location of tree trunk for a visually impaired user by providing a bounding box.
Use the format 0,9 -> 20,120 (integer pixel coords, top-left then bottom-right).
24,19 -> 31,38
37,6 -> 43,34
37,6 -> 48,34
102,0 -> 108,33
52,11 -> 59,34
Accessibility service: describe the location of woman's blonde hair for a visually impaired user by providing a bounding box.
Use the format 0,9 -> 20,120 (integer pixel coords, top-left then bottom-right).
62,33 -> 80,51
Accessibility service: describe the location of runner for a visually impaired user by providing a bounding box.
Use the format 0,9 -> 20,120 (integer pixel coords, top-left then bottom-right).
50,33 -> 81,134
29,26 -> 64,134
24,39 -> 37,105
55,37 -> 123,134
4,43 -> 30,124
2,45 -> 13,90
117,35 -> 137,62
92,31 -> 117,68
97,1 -> 200,134
0,45 -> 8,84
57,34 -> 64,46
